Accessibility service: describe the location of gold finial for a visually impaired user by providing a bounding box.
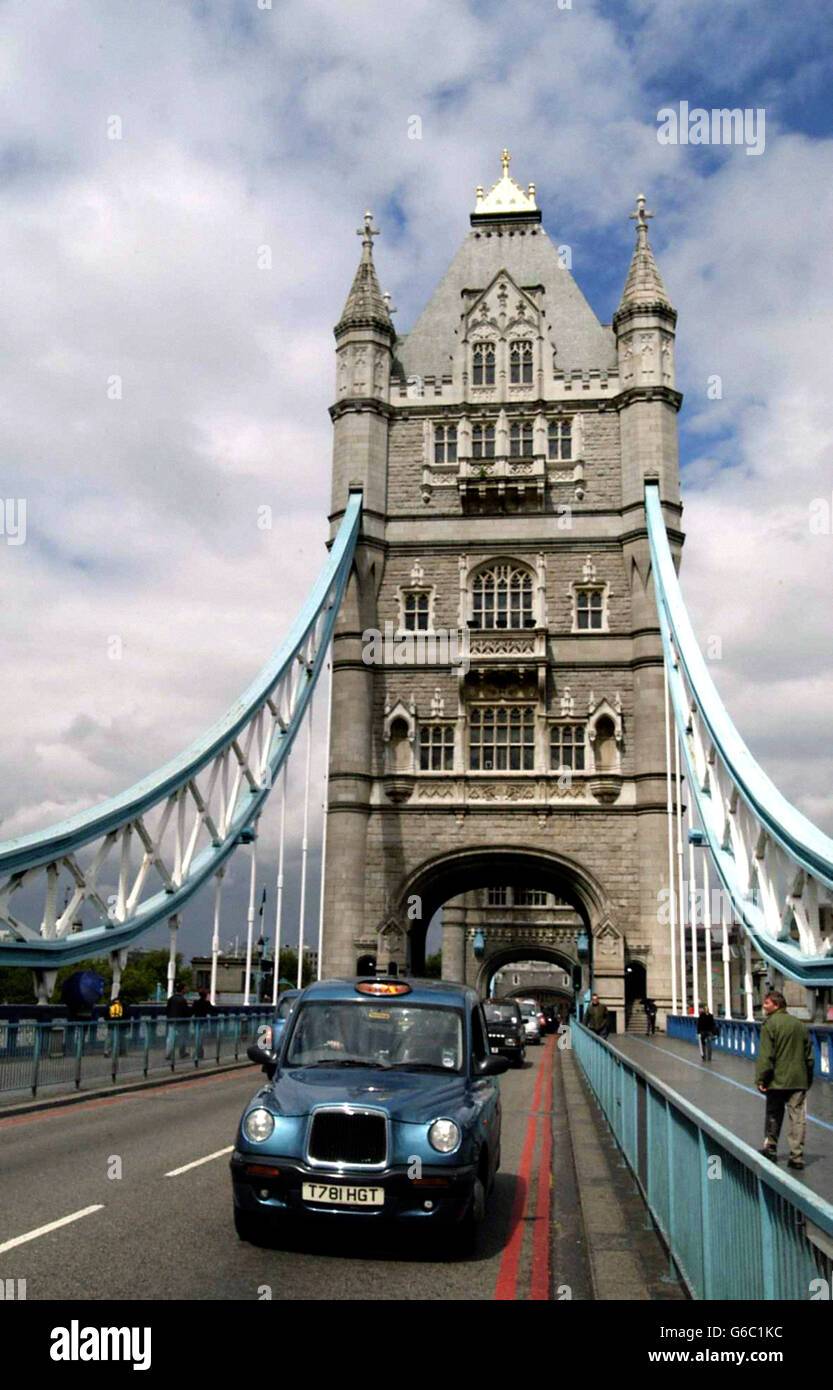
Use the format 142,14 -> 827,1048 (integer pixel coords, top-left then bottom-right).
501,148 -> 511,177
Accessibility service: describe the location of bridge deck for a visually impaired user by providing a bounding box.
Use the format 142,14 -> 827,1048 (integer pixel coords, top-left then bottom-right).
610,1032 -> 833,1206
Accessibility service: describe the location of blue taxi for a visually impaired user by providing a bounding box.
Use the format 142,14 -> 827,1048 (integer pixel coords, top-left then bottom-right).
230,976 -> 507,1249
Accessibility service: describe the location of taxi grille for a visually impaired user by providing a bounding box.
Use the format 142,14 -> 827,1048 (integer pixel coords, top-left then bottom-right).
308,1109 -> 386,1166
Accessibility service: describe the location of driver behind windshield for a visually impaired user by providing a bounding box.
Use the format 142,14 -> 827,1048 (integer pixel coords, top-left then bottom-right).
287,1002 -> 462,1071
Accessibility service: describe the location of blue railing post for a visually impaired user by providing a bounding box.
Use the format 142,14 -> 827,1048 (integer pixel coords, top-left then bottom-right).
698,1128 -> 714,1299
758,1176 -> 777,1300
30,1023 -> 42,1097
73,1023 -> 83,1090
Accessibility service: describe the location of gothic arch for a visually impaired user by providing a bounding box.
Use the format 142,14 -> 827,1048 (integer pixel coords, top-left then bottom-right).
477,943 -> 579,999
395,844 -> 611,966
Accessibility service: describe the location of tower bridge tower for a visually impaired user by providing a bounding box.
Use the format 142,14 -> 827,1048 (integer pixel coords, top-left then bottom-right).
323,155 -> 683,1029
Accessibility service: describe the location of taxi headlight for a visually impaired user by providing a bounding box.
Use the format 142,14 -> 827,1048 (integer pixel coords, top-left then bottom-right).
244,1107 -> 275,1143
428,1118 -> 460,1153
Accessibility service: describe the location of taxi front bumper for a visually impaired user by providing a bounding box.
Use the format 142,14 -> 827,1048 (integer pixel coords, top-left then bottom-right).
230,1150 -> 477,1224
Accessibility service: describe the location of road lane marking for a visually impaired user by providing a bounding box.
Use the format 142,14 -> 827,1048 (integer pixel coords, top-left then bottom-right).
0,1204 -> 104,1254
622,1037 -> 833,1133
495,1038 -> 552,1301
165,1145 -> 234,1177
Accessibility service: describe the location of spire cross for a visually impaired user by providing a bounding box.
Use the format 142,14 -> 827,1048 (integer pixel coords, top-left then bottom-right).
629,193 -> 654,243
501,148 -> 511,178
357,210 -> 380,253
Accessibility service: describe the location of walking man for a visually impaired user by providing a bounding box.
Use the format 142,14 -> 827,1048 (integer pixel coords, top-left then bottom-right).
165,981 -> 192,1060
696,1003 -> 717,1061
756,991 -> 814,1169
644,998 -> 658,1036
584,994 -> 609,1038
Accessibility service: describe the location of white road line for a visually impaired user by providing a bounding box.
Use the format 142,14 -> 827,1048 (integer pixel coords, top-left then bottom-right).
165,1145 -> 234,1177
0,1204 -> 104,1255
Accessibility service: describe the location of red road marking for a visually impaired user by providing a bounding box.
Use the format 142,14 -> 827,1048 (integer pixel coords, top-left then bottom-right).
0,1066 -> 251,1130
494,1037 -> 553,1301
529,1039 -> 554,1300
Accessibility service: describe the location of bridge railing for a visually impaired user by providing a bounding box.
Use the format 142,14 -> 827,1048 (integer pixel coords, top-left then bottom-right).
666,1014 -> 833,1081
0,1011 -> 272,1099
572,1021 -> 833,1300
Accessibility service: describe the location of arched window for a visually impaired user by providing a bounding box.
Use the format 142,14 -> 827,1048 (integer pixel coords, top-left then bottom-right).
472,424 -> 495,459
509,422 -> 533,458
472,564 -> 535,629
510,340 -> 533,385
472,342 -> 495,386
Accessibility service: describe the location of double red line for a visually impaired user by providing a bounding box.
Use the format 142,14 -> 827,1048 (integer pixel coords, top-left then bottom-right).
494,1034 -> 554,1301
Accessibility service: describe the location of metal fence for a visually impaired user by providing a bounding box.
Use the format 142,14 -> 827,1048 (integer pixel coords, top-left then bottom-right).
667,1014 -> 833,1081
0,1012 -> 272,1099
572,1021 -> 833,1300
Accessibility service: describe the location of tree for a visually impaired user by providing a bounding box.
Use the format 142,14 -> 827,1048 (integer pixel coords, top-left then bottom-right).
0,967 -> 38,1005
275,948 -> 315,989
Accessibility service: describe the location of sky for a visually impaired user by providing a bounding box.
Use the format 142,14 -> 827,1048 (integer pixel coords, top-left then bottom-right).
0,0 -> 831,966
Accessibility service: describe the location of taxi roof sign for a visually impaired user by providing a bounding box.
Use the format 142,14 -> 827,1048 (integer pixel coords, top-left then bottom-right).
356,979 -> 412,997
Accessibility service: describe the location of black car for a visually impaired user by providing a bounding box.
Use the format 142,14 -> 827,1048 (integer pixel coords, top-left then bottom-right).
483,1000 -> 526,1067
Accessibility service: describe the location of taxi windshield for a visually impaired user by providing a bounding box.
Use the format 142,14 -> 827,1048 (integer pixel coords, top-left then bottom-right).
285,1001 -> 464,1073
484,1004 -> 520,1023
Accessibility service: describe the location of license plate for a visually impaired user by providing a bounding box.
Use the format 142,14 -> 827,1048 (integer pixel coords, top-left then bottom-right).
301,1182 -> 384,1207
491,1047 -> 500,1054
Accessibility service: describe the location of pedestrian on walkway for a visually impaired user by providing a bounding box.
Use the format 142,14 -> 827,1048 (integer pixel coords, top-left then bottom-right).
192,986 -> 216,1060
756,991 -> 814,1169
165,981 -> 192,1060
697,1003 -> 717,1061
644,997 -> 658,1036
584,994 -> 609,1038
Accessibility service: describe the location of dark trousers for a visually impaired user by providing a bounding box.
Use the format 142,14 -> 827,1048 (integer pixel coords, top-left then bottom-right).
646,1016 -> 656,1035
698,1033 -> 713,1061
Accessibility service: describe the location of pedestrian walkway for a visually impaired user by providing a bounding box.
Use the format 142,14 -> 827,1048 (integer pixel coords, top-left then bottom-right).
612,1032 -> 833,1206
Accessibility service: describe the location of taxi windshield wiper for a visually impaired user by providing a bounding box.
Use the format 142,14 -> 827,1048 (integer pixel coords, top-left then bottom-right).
387,1062 -> 459,1073
302,1058 -> 392,1069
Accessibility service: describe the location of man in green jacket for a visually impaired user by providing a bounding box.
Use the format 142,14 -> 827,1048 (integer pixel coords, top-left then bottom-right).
584,994 -> 609,1037
755,991 -> 814,1169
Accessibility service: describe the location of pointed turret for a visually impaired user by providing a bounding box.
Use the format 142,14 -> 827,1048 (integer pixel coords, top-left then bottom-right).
335,212 -> 395,338
330,212 -> 394,533
614,194 -> 673,318
614,195 -> 680,510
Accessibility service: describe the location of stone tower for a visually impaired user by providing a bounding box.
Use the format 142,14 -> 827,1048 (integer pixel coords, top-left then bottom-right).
323,155 -> 683,1028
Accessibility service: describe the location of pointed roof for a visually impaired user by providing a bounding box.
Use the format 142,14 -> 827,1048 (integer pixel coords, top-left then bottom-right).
335,211 -> 395,338
472,149 -> 540,223
615,194 -> 674,319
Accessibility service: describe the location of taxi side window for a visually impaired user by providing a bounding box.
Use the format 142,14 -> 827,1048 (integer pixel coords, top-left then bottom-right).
470,1006 -> 489,1064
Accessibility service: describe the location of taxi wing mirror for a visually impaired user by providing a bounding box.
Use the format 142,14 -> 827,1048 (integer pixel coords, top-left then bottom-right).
247,1044 -> 277,1078
478,1054 -> 509,1077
